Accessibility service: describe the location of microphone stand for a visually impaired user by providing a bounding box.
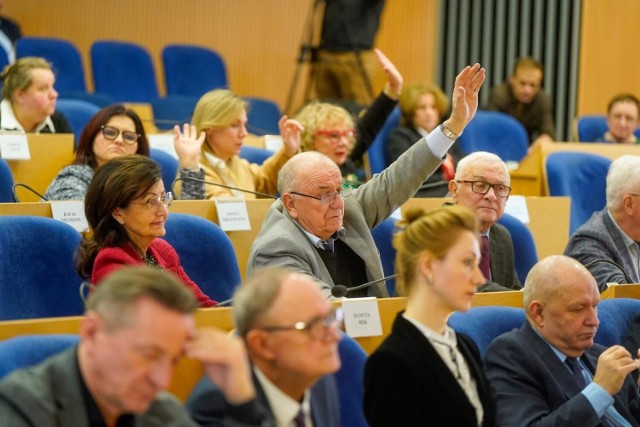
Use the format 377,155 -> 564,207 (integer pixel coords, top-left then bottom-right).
171,176 -> 278,200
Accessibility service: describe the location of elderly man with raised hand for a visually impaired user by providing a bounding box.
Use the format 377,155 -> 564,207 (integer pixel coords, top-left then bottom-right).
247,63 -> 486,299
485,255 -> 640,426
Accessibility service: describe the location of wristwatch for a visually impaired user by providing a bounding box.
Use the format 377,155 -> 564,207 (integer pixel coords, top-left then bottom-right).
440,124 -> 461,140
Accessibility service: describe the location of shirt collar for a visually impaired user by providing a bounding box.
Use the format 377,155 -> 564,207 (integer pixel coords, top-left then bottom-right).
298,225 -> 346,250
254,366 -> 311,427
203,149 -> 227,170
0,98 -> 55,132
607,209 -> 636,250
403,312 -> 458,348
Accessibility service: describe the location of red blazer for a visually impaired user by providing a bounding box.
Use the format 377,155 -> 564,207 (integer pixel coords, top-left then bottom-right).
92,239 -> 216,307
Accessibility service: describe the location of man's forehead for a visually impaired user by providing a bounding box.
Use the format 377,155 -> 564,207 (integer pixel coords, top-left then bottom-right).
463,163 -> 509,182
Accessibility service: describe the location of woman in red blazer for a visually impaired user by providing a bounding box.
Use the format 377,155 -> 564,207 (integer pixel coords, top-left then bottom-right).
75,154 -> 215,307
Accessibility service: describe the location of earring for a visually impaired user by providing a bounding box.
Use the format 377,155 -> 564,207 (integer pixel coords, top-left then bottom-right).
426,276 -> 433,285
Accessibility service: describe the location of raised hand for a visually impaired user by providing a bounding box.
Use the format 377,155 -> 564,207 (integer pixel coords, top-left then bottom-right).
444,63 -> 486,135
279,115 -> 304,156
374,48 -> 403,100
173,123 -> 205,170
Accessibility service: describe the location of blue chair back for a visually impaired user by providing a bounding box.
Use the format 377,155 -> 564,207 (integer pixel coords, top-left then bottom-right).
371,217 -> 397,295
576,114 -> 640,142
245,97 -> 281,136
0,334 -> 79,379
0,216 -> 84,320
55,99 -> 101,146
595,298 -> 640,347
162,44 -> 228,97
91,41 -> 159,103
367,107 -> 400,175
149,148 -> 179,192
239,145 -> 274,165
458,111 -> 529,162
163,213 -> 241,302
0,159 -> 14,202
545,152 -> 611,235
335,333 -> 368,427
151,95 -> 199,131
17,37 -> 87,94
448,306 -> 525,357
496,213 -> 538,283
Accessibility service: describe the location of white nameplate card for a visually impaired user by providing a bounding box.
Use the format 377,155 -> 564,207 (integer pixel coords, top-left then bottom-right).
51,201 -> 88,232
148,134 -> 179,159
341,297 -> 383,338
0,134 -> 30,160
505,195 -> 530,223
263,135 -> 282,152
214,199 -> 251,231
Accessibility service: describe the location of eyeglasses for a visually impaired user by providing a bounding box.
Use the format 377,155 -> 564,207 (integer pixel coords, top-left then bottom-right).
258,307 -> 344,341
456,180 -> 511,198
130,191 -> 174,210
290,188 -> 352,206
315,129 -> 357,144
101,125 -> 140,145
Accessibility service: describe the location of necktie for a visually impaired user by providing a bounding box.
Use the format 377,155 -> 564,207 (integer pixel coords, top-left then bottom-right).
293,408 -> 306,427
480,235 -> 491,281
565,357 -> 587,388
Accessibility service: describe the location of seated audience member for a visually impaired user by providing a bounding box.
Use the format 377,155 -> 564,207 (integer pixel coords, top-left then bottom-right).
173,89 -> 302,200
0,56 -> 72,133
0,0 -> 21,63
364,206 -> 496,426
0,266 -> 261,426
565,155 -> 640,291
75,154 -> 215,306
296,48 -> 402,186
247,63 -> 486,299
387,82 -> 464,196
448,151 -> 522,291
487,56 -> 555,149
187,267 -> 341,426
485,255 -> 640,426
596,93 -> 639,144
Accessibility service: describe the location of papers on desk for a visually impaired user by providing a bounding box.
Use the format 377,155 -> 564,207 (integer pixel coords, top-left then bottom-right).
505,195 -> 530,223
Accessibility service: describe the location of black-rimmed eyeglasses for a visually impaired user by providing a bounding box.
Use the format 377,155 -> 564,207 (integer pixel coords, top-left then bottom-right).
290,188 -> 352,206
101,125 -> 140,145
257,307 -> 344,341
456,180 -> 511,198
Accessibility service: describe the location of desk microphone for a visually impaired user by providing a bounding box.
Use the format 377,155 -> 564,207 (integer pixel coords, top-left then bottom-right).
12,183 -> 49,202
583,258 -> 633,284
331,274 -> 398,298
172,176 -> 278,199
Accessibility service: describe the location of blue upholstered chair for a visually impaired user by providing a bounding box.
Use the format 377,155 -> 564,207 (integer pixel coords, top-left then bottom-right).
366,107 -> 400,175
151,95 -> 198,131
163,213 -> 241,302
458,111 -> 529,162
239,145 -> 274,166
149,148 -> 179,193
0,159 -> 14,202
371,217 -> 398,296
245,97 -> 281,136
55,99 -> 101,146
162,44 -> 228,97
0,216 -> 84,320
575,115 -> 640,142
448,306 -> 525,357
594,298 -> 640,347
0,334 -> 79,379
91,41 -> 159,103
497,213 -> 538,284
335,332 -> 368,427
545,151 -> 611,235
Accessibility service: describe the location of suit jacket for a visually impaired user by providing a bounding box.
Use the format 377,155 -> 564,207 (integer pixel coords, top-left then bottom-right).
186,371 -> 340,427
363,313 -> 496,426
0,347 -> 197,427
564,208 -> 639,292
247,126 -> 446,298
478,223 -> 523,292
485,321 -> 640,426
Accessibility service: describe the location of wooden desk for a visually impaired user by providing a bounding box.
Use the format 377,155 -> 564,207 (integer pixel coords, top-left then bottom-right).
511,141 -> 640,196
6,134 -> 75,202
601,284 -> 640,300
402,196 -> 570,259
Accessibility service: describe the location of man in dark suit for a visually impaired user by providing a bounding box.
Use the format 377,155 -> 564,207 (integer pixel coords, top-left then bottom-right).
187,267 -> 341,426
485,255 -> 640,426
449,151 -> 522,291
0,266 -> 262,426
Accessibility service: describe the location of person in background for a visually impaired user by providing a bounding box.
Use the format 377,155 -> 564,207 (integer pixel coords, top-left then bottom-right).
173,89 -> 302,200
296,48 -> 402,186
387,82 -> 464,196
0,56 -> 71,133
187,267 -> 341,426
75,154 -> 215,306
364,206 -> 496,426
0,266 -> 261,426
0,0 -> 21,64
596,93 -> 639,144
487,56 -> 555,149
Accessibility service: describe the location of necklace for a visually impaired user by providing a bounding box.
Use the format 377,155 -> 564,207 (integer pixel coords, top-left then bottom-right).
129,242 -> 162,270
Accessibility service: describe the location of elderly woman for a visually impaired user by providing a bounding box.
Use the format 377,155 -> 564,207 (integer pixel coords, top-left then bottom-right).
294,49 -> 402,187
0,56 -> 71,133
387,83 -> 464,196
597,93 -> 639,144
75,154 -> 215,307
364,206 -> 496,426
173,89 -> 302,200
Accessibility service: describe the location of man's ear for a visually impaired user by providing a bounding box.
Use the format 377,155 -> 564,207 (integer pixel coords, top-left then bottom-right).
281,193 -> 298,219
245,329 -> 276,362
448,179 -> 458,199
528,301 -> 545,327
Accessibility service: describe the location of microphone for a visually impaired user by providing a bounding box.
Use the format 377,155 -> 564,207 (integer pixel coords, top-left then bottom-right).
331,274 -> 398,298
172,176 -> 278,199
215,297 -> 233,307
583,259 -> 634,285
12,183 -> 49,202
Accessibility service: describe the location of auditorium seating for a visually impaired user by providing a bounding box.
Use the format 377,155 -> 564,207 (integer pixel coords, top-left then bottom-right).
335,333 -> 369,427
594,298 -> 640,347
151,95 -> 198,131
371,217 -> 397,295
0,160 -> 14,203
0,334 -> 79,379
496,212 -> 538,283
576,115 -> 640,142
162,44 -> 228,97
245,96 -> 281,136
239,145 -> 274,165
149,148 -> 179,192
55,99 -> 101,145
458,110 -> 529,162
366,107 -> 400,176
